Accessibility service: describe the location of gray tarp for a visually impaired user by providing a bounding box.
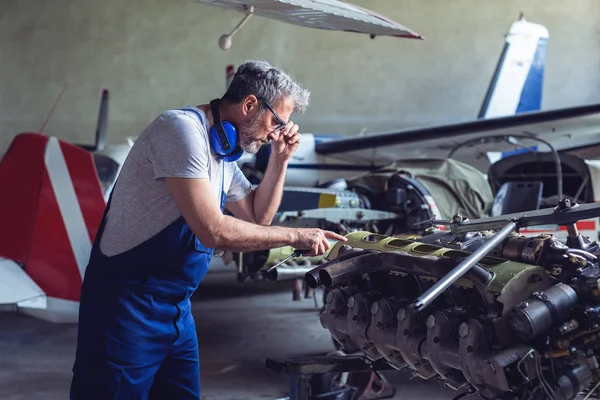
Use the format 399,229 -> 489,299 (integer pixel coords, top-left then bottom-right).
345,158 -> 495,220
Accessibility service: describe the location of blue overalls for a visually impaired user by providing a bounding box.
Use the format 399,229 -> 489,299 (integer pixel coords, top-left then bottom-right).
70,109 -> 225,399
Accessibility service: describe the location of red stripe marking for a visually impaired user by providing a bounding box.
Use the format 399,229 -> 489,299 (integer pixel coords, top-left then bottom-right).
520,220 -> 597,233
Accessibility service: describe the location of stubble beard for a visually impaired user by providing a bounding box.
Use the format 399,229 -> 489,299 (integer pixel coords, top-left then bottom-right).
237,112 -> 265,154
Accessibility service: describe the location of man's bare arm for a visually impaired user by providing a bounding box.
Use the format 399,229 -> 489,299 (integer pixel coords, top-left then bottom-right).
167,177 -> 346,254
251,155 -> 287,225
225,190 -> 258,224
225,155 -> 286,225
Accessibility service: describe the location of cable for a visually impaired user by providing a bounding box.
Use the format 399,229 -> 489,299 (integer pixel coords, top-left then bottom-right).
566,248 -> 598,261
519,132 -> 563,204
446,133 -> 563,204
534,351 -> 557,400
526,386 -> 541,400
505,135 -> 563,203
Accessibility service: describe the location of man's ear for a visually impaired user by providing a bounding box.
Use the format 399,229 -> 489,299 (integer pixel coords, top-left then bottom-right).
242,95 -> 259,116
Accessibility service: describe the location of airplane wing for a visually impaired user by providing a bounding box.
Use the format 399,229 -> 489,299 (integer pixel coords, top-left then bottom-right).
314,103 -> 600,167
193,0 -> 423,39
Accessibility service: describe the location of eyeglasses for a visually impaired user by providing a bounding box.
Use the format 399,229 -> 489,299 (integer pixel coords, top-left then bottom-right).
258,97 -> 287,132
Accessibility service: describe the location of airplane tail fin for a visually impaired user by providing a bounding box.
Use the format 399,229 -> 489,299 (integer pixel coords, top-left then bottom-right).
0,133 -> 106,322
478,14 -> 549,119
77,89 -> 109,152
95,89 -> 109,151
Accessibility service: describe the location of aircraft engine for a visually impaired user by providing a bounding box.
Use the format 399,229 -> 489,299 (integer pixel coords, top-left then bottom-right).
306,228 -> 600,400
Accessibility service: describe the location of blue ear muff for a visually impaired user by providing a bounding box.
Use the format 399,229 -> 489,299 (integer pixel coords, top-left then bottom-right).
210,99 -> 243,162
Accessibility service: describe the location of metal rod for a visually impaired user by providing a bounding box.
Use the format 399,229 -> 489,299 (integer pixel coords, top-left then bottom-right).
582,380 -> 600,400
266,249 -> 304,273
289,373 -> 312,400
413,221 -> 517,311
268,266 -> 316,282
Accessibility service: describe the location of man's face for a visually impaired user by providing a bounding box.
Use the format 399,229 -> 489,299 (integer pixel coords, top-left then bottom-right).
236,96 -> 294,154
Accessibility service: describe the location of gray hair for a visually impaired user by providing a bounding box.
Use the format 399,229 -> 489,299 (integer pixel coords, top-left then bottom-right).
223,60 -> 311,114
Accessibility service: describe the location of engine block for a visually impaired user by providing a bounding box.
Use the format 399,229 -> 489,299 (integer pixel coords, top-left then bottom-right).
306,229 -> 600,400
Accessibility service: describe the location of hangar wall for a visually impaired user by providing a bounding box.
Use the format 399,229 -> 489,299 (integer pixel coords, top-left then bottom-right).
1,0 -> 599,153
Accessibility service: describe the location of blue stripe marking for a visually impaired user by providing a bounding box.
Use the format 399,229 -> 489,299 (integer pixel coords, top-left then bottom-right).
500,145 -> 539,159
313,134 -> 341,145
516,37 -> 547,114
288,163 -> 381,171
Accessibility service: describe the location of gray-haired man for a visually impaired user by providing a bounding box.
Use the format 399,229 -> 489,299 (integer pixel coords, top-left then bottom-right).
70,60 -> 347,399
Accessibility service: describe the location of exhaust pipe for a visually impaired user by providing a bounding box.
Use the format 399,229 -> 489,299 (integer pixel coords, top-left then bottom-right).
305,247 -> 380,289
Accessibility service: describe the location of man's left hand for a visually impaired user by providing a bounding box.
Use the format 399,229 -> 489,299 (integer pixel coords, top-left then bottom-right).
271,121 -> 300,161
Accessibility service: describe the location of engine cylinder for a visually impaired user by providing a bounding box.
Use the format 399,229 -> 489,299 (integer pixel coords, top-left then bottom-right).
426,310 -> 467,389
507,283 -> 578,341
320,288 -> 353,350
347,294 -> 382,361
370,299 -> 407,369
396,306 -> 436,379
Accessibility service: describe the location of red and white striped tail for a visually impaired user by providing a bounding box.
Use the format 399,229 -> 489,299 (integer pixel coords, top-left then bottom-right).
0,133 -> 105,322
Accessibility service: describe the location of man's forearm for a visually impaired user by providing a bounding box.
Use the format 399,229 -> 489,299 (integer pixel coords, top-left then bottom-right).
167,175 -> 301,253
252,154 -> 288,225
209,214 -> 296,252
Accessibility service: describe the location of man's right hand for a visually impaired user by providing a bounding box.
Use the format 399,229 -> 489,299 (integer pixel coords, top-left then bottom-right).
293,228 -> 348,256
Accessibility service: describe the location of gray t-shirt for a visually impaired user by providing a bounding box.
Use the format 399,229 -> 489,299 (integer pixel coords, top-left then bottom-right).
99,106 -> 253,256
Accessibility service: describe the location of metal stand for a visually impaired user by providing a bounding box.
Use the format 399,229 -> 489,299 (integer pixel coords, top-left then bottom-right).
265,355 -> 396,400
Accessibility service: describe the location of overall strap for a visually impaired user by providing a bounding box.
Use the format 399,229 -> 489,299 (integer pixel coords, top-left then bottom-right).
180,107 -> 226,201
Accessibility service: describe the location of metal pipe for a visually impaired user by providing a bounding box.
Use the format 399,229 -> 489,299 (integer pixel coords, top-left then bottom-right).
267,266 -> 316,282
305,249 -> 379,288
413,221 -> 517,311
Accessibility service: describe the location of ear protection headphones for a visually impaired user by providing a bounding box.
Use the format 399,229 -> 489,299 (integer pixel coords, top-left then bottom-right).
209,99 -> 243,162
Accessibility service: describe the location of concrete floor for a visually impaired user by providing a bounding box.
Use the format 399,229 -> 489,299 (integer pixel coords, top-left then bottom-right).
0,263 -> 466,400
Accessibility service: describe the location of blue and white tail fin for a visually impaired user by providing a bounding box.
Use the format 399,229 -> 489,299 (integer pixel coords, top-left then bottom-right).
478,14 -> 549,119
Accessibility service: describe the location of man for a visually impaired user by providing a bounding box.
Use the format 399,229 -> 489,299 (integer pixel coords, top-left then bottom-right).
70,60 -> 347,399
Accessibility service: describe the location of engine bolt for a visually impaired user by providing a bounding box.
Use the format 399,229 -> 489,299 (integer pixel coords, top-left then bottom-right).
426,315 -> 436,329
459,323 -> 469,338
398,308 -> 406,322
348,297 -> 355,308
371,302 -> 380,315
